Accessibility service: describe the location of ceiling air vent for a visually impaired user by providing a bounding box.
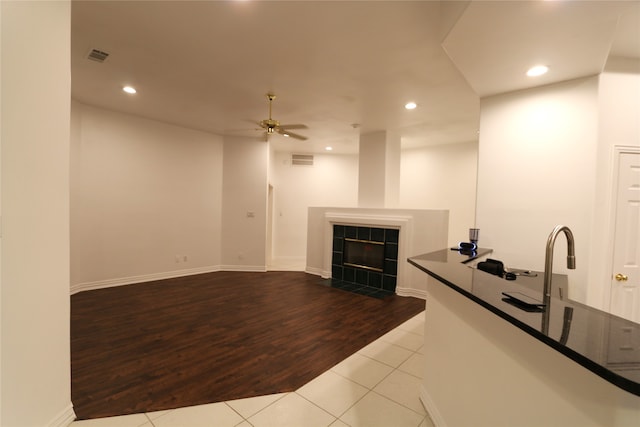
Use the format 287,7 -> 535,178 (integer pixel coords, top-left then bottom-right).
291,154 -> 314,166
87,48 -> 110,63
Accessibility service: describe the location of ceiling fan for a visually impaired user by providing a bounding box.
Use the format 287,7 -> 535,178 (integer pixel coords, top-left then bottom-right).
256,93 -> 308,141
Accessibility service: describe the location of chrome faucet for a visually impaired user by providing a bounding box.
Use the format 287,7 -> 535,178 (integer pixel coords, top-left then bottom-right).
542,225 -> 575,335
543,225 -> 576,300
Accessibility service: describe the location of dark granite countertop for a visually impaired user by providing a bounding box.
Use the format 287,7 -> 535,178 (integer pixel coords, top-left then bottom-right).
408,248 -> 640,397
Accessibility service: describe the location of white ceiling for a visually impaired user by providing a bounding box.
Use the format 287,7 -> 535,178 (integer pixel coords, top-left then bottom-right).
442,1 -> 639,98
71,1 -> 640,154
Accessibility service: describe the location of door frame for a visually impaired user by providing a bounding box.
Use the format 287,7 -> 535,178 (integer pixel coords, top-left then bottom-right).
603,145 -> 640,313
266,183 -> 274,270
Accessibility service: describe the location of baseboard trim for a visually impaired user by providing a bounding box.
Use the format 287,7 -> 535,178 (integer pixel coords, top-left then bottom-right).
219,265 -> 267,272
396,287 -> 427,300
267,266 -> 304,272
70,266 -> 222,294
48,403 -> 76,427
71,267 -> 421,295
420,385 -> 446,427
305,266 -> 328,278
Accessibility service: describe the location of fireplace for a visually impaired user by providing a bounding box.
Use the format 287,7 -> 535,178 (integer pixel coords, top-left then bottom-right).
306,207 -> 449,299
331,225 -> 399,297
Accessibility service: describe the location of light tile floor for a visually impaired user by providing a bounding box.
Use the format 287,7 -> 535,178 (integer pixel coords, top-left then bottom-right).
71,311 -> 433,427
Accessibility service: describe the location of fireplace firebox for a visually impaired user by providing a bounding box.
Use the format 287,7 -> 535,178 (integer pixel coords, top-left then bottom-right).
331,225 -> 399,297
343,238 -> 385,272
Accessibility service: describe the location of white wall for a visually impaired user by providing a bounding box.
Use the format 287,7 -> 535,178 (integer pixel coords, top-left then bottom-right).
1,1 -> 74,425
400,141 -> 478,248
270,143 -> 476,270
589,57 -> 640,309
70,103 -> 223,292
221,136 -> 269,270
476,76 -> 599,303
269,151 -> 358,266
422,277 -> 639,427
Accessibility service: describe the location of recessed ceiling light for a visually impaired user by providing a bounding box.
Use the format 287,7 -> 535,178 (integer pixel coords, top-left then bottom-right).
123,86 -> 137,94
325,146 -> 333,151
405,102 -> 417,110
283,133 -> 290,138
526,65 -> 549,77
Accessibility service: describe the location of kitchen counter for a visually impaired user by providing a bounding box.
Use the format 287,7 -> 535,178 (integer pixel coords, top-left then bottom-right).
408,248 -> 640,427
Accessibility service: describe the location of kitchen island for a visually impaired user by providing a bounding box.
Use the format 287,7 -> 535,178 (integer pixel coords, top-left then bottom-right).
408,249 -> 640,427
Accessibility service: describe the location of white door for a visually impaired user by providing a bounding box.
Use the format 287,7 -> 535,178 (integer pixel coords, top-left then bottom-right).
610,150 -> 640,323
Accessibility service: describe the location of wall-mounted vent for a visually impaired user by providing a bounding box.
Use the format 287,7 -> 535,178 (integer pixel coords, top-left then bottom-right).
291,154 -> 314,166
87,48 -> 110,63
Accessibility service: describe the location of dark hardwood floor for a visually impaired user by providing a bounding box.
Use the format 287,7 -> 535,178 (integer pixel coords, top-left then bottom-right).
71,271 -> 425,420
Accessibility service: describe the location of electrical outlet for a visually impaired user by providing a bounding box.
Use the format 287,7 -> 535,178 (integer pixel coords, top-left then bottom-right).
183,255 -> 188,262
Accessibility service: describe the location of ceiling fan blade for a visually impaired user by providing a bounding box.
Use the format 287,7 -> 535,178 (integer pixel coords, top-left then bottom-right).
277,128 -> 307,140
278,124 -> 308,130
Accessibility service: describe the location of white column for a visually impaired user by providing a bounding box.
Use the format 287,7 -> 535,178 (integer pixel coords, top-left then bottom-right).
384,130 -> 401,208
358,130 -> 401,208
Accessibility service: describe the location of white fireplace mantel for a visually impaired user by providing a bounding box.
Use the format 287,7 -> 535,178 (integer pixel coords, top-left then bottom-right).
305,207 -> 449,298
